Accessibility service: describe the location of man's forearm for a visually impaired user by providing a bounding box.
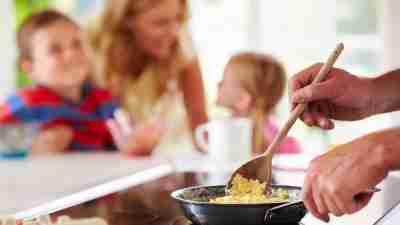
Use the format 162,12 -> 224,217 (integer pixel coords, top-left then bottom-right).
367,128 -> 400,172
370,69 -> 400,115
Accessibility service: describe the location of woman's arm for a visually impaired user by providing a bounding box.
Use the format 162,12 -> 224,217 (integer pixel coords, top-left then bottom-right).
180,58 -> 209,151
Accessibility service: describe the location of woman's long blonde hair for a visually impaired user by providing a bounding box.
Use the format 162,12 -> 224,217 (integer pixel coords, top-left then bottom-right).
91,0 -> 190,121
228,53 -> 286,154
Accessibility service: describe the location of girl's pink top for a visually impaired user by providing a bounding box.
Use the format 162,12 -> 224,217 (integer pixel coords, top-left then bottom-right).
263,118 -> 302,154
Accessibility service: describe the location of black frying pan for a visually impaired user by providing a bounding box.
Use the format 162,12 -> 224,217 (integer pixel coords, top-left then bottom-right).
171,185 -> 307,225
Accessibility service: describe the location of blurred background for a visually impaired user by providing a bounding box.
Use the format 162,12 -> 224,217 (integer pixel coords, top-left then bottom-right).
1,0 -> 399,153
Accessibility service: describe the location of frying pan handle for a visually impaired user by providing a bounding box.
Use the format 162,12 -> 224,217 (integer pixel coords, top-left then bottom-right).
264,200 -> 307,224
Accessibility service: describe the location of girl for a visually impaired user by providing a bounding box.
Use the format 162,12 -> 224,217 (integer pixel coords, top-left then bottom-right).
217,52 -> 302,155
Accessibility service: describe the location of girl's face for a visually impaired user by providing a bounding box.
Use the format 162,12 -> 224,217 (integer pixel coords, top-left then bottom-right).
130,0 -> 184,60
217,63 -> 252,115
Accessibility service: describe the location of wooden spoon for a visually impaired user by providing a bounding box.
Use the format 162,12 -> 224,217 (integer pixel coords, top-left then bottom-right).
226,43 -> 344,193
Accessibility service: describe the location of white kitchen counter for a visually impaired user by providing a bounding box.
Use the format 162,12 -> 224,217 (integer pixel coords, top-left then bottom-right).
0,153 -> 174,219
1,151 -> 311,219
382,172 -> 400,213
0,151 -> 394,224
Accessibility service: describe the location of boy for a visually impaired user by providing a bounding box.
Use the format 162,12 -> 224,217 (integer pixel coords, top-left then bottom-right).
0,10 -> 117,153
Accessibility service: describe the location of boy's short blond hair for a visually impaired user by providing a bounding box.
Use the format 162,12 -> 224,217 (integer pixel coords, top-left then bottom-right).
17,9 -> 77,62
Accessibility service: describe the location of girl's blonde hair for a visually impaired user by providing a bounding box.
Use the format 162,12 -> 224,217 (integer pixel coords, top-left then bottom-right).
91,0 -> 191,121
228,53 -> 286,154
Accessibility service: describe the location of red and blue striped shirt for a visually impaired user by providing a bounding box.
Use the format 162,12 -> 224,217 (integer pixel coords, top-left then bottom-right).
0,84 -> 118,151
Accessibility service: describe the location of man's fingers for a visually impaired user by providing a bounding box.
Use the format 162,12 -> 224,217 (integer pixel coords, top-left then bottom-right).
311,103 -> 334,129
302,111 -> 316,127
303,103 -> 328,128
290,64 -> 322,107
303,185 -> 326,222
348,192 -> 374,214
315,102 -> 335,129
289,76 -> 304,102
299,105 -> 333,129
313,181 -> 330,222
291,81 -> 337,104
302,169 -> 329,222
291,63 -> 324,89
330,192 -> 349,216
324,191 -> 345,217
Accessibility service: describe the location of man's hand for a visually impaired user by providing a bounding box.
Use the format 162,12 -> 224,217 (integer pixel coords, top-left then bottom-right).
290,63 -> 374,129
302,132 -> 391,222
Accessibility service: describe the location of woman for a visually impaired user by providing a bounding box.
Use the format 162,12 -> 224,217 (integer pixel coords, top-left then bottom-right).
91,0 -> 208,155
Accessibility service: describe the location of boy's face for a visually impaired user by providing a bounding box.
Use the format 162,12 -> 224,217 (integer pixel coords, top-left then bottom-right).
23,20 -> 89,89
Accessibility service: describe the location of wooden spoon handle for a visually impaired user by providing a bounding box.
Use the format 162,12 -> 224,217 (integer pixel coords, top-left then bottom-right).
264,43 -> 344,156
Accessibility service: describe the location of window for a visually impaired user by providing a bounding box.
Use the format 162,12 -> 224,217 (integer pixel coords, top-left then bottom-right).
189,1 -> 254,117
330,0 -> 389,145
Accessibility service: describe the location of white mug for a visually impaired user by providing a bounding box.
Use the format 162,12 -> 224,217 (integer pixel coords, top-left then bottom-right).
195,118 -> 253,164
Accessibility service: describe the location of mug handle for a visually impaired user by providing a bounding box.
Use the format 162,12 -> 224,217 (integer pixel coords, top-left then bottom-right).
195,124 -> 209,151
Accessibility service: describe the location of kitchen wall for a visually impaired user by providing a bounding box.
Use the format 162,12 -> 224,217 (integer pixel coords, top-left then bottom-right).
383,0 -> 400,127
381,0 -> 400,213
0,0 -> 16,99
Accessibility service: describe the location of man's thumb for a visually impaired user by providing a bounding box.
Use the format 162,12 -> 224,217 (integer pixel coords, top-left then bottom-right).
291,82 -> 335,104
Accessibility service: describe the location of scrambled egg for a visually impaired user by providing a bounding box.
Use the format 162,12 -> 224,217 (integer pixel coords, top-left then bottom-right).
210,174 -> 289,204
